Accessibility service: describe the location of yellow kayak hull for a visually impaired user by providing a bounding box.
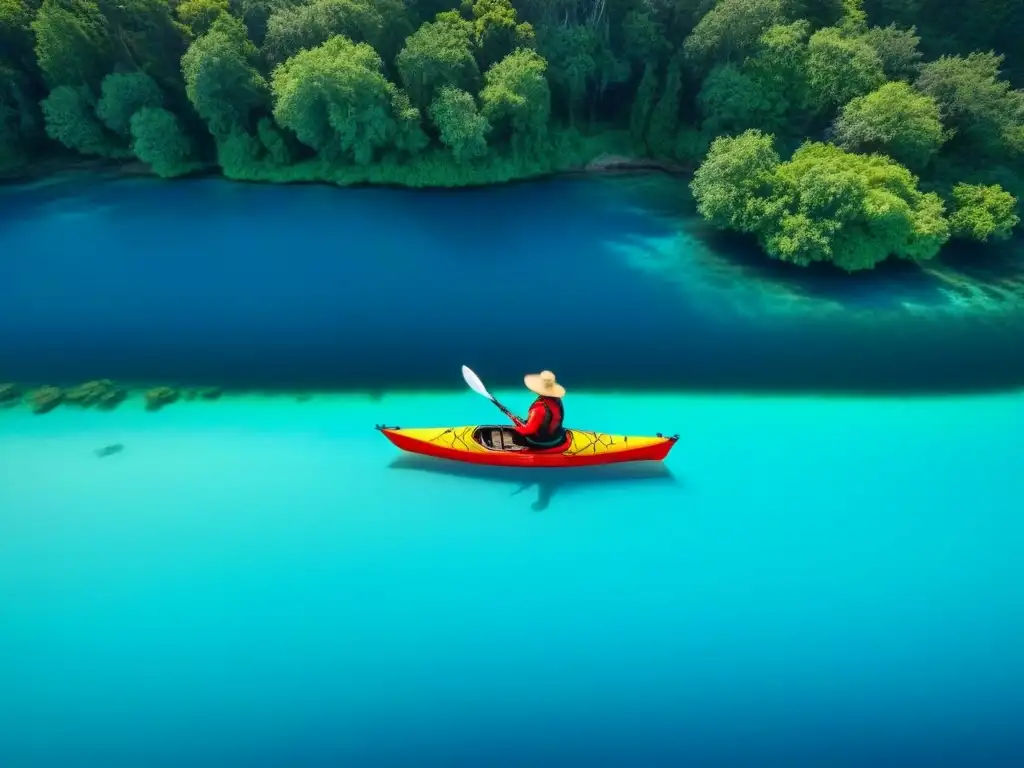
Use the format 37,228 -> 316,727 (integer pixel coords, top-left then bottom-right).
376,424 -> 678,468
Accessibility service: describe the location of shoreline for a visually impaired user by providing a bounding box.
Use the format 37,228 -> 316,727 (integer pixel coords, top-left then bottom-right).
0,153 -> 691,193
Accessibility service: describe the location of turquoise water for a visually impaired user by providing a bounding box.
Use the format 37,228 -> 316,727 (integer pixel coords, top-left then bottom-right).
2,174 -> 1024,765
2,391 -> 1023,765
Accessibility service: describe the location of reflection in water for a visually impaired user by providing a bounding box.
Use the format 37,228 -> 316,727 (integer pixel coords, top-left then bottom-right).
687,221 -> 1024,316
388,454 -> 680,511
607,175 -> 1024,318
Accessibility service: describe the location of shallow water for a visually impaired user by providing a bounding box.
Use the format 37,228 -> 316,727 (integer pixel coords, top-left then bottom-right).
2,392 -> 1022,765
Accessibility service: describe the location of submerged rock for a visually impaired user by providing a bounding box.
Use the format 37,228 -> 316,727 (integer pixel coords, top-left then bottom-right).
65,379 -> 127,410
145,386 -> 180,411
28,386 -> 63,414
0,383 -> 19,406
183,387 -> 223,401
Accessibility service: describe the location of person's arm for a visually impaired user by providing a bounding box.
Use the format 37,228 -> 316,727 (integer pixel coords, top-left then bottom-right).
514,402 -> 545,436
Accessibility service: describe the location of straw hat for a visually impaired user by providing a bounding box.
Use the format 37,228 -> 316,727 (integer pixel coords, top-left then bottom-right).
524,370 -> 565,398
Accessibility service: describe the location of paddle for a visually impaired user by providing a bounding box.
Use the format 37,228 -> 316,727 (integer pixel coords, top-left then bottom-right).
461,365 -> 522,425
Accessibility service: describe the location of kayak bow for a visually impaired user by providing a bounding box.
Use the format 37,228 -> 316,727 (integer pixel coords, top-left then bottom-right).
376,424 -> 678,468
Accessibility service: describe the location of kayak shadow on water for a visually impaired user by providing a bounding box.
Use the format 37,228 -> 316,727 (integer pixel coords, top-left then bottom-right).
387,455 -> 681,511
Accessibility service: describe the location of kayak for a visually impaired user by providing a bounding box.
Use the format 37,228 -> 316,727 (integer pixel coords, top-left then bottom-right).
376,424 -> 678,468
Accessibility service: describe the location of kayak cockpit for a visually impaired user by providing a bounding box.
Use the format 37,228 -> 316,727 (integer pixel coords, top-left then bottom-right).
474,425 -> 529,451
473,426 -> 570,454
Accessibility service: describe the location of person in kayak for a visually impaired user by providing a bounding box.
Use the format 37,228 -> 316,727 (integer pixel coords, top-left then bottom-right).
513,370 -> 567,449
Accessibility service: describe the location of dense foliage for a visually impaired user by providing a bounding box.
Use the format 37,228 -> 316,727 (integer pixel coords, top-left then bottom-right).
2,0 -> 1022,269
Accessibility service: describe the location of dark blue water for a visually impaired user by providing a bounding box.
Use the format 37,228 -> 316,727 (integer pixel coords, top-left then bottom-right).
2,174 -> 1023,393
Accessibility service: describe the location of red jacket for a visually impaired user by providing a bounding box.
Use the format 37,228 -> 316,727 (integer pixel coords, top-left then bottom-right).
514,396 -> 564,440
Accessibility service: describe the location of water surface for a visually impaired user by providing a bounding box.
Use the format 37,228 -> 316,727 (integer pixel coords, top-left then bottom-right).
3,174 -> 1023,765
2,392 -> 1022,766
2,175 -> 1023,393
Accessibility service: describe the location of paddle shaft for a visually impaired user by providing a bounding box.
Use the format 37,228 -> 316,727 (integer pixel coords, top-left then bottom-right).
490,397 -> 522,426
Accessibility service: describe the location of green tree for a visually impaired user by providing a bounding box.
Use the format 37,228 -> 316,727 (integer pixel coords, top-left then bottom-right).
228,0 -> 286,45
129,105 -> 197,176
214,126 -> 264,175
262,0 -> 385,66
690,129 -> 781,233
1,0 -> 1021,235
1,0 -> 36,71
947,182 -> 1019,241
698,62 -> 787,136
259,0 -> 410,63
479,47 -> 550,144
674,127 -> 713,167
32,0 -> 115,89
349,0 -> 414,66
177,0 -> 230,36
462,0 -> 534,69
182,14 -> 269,138
99,0 -> 192,89
0,63 -> 38,172
833,82 -> 946,168
41,84 -> 126,157
271,35 -> 426,164
805,26 -> 885,114
629,63 -> 659,148
586,31 -> 630,103
746,20 -> 812,99
766,141 -> 949,270
791,0 -> 845,28
692,130 -> 951,271
702,21 -> 813,137
96,70 -> 164,137
621,3 -> 672,65
915,52 -> 1023,159
397,13 -> 479,109
682,0 -> 788,70
429,85 -> 490,162
837,0 -> 868,34
862,0 -> 1024,85
862,23 -> 922,81
535,23 -> 596,125
388,85 -> 428,154
256,115 -> 294,164
646,54 -> 683,156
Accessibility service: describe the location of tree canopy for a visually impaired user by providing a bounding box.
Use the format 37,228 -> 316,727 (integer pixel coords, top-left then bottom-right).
0,0 -> 1021,268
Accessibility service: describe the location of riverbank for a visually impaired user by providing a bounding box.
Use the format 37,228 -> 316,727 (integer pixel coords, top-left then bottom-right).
0,129 -> 690,192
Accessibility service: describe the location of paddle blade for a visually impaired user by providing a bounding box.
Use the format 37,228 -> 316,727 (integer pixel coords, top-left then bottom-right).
461,365 -> 492,400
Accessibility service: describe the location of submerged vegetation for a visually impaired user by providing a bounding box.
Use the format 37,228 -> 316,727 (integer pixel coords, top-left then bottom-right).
1,0 -> 1022,269
0,383 -> 234,414
144,386 -> 180,411
64,378 -> 127,409
0,382 -> 193,414
0,383 -> 20,405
